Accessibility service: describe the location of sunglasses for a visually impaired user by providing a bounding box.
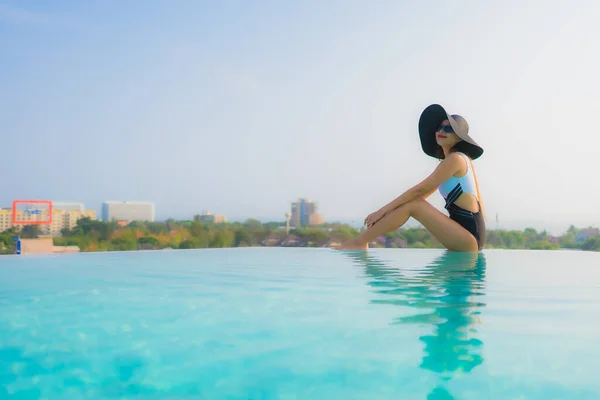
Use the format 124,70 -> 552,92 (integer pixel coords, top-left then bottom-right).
436,124 -> 454,134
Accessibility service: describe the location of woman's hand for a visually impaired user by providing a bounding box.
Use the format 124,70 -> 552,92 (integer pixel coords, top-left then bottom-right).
364,209 -> 386,229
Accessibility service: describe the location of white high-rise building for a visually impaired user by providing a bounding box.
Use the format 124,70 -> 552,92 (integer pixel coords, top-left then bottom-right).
102,201 -> 155,223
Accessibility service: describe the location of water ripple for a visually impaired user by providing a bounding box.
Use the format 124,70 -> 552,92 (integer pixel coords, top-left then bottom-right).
1,248 -> 600,399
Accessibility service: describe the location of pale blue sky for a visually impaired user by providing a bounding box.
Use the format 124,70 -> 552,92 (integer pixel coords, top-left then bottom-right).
1,1 -> 599,234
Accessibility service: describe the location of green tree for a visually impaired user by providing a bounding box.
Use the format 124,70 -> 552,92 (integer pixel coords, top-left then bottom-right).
127,221 -> 146,231
530,240 -> 559,250
190,220 -> 208,236
523,228 -> 538,247
138,236 -> 160,250
303,229 -> 329,245
0,229 -> 18,254
506,231 -> 525,249
65,217 -> 116,241
243,219 -> 270,244
189,220 -> 210,247
243,219 -> 263,230
179,238 -> 200,249
582,237 -> 600,251
54,235 -> 92,250
559,231 -> 577,248
330,226 -> 358,242
397,228 -> 431,246
263,222 -> 285,230
20,225 -> 40,239
147,222 -> 169,235
485,230 -> 506,248
234,228 -> 254,247
209,230 -> 234,248
0,229 -> 18,246
110,232 -> 137,251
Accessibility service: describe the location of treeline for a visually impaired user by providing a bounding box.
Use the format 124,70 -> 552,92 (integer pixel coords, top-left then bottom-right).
485,226 -> 600,251
1,217 -> 599,254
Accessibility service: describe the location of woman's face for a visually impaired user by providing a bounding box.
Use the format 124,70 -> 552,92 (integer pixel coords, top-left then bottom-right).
435,119 -> 462,148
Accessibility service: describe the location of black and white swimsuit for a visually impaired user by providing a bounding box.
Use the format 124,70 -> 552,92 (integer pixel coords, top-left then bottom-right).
438,152 -> 486,250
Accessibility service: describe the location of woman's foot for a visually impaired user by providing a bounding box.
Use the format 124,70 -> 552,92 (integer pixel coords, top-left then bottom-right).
333,238 -> 368,251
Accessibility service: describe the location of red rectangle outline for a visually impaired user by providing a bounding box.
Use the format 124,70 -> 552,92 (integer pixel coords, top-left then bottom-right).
12,200 -> 53,225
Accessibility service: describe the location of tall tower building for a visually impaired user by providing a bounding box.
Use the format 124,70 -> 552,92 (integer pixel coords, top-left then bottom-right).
290,198 -> 324,227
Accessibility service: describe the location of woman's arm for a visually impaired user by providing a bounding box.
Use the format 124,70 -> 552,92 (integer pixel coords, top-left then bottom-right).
372,186 -> 437,225
376,153 -> 465,215
419,187 -> 438,199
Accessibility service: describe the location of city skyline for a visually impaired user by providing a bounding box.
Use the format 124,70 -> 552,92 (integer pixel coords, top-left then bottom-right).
2,1 -> 600,236
2,197 -> 597,236
1,197 -> 319,225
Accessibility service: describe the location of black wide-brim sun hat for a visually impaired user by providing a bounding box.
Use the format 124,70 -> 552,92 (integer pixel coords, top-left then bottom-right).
418,104 -> 484,160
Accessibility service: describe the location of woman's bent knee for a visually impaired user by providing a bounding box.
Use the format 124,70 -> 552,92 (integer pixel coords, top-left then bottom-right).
405,198 -> 428,214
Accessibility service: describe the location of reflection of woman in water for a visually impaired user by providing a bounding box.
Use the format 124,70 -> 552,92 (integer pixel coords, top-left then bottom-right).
337,104 -> 486,252
345,251 -> 487,399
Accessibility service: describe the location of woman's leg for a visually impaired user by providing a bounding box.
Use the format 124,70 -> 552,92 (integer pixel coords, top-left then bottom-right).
337,198 -> 479,252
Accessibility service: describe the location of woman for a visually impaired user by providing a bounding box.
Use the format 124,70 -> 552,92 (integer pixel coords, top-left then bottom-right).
337,104 -> 486,252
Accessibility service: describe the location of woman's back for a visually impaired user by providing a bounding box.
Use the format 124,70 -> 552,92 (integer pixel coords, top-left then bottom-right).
438,152 -> 481,214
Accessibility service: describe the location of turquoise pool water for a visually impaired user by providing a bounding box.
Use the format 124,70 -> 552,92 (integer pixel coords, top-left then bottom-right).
1,248 -> 599,399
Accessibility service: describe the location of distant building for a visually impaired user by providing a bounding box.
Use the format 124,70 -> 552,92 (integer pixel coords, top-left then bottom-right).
309,213 -> 325,226
290,198 -> 324,227
52,202 -> 84,212
197,211 -> 227,224
40,209 -> 96,236
102,201 -> 155,223
575,228 -> 600,243
0,208 -> 13,233
1,203 -> 96,236
16,237 -> 80,255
